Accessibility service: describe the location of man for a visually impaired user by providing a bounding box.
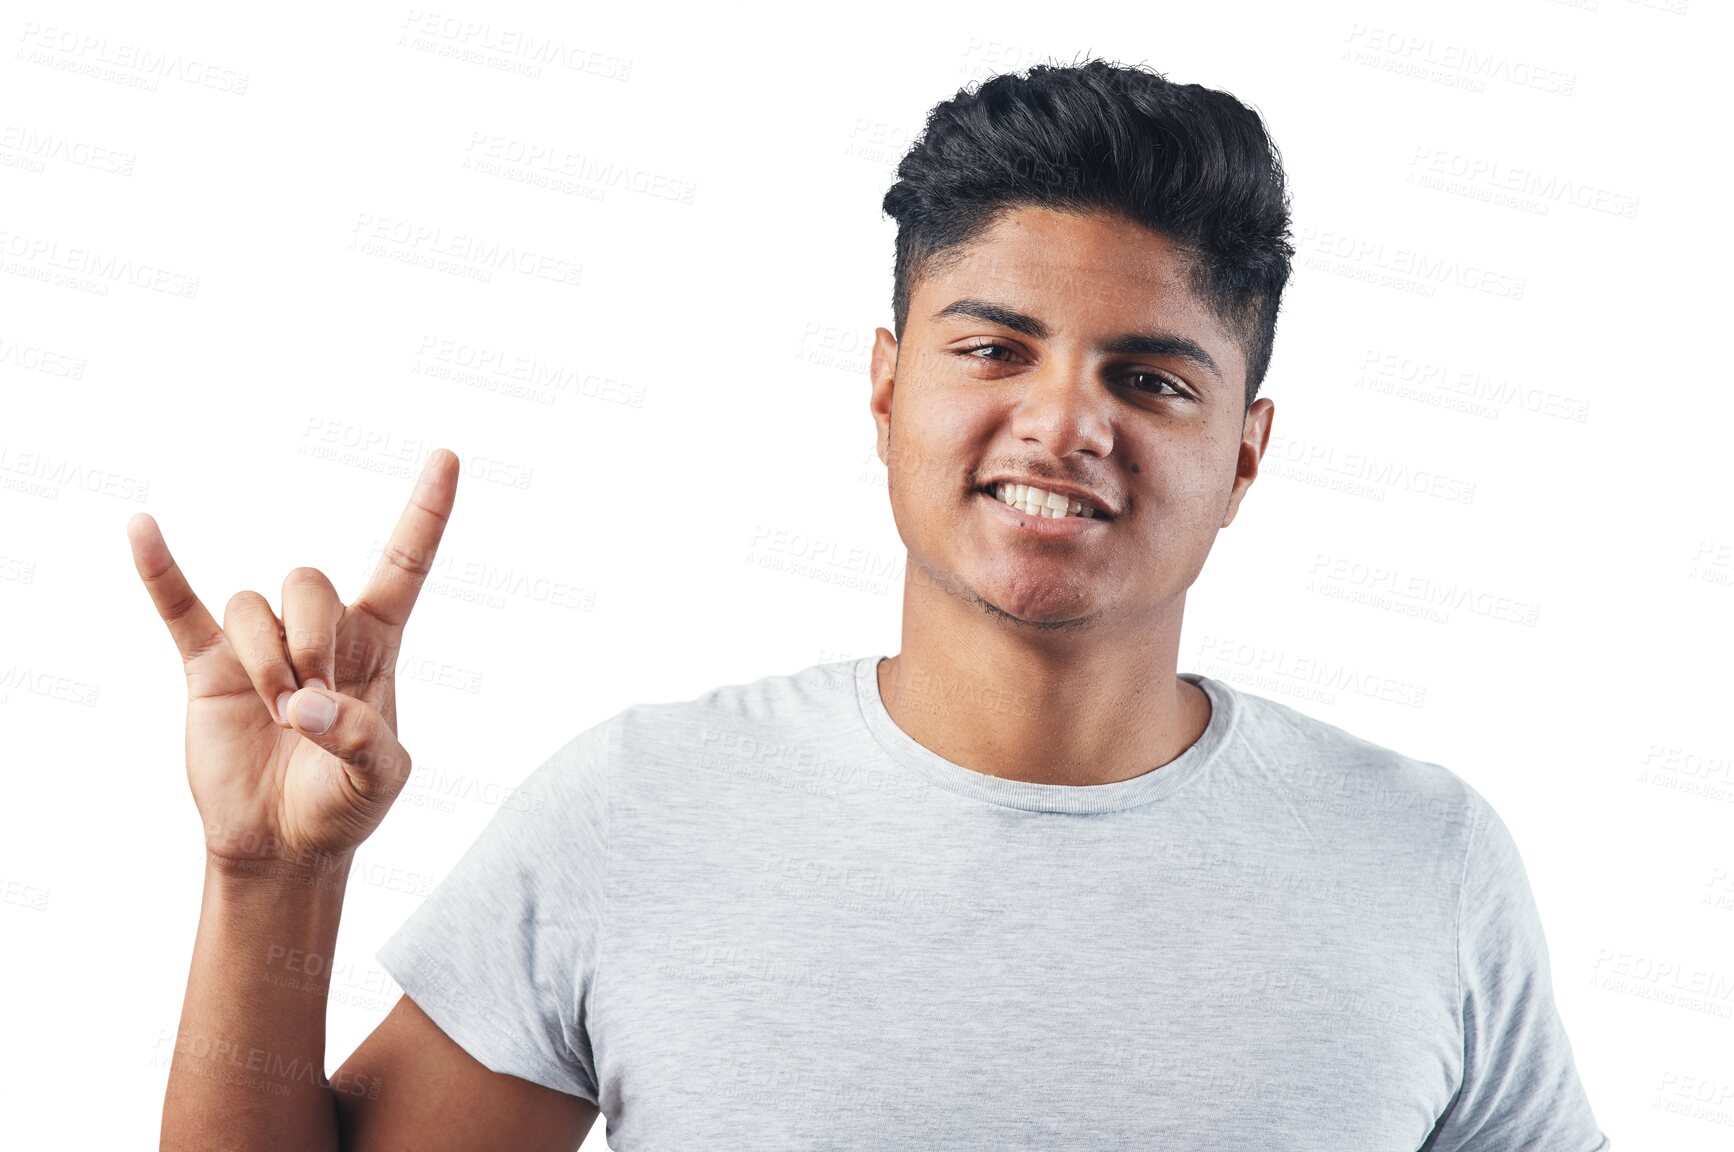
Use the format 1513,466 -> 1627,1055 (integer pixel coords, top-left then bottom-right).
145,59 -> 1609,1149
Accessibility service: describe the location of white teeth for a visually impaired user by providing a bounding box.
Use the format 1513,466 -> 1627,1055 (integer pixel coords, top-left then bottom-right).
991,482 -> 1097,519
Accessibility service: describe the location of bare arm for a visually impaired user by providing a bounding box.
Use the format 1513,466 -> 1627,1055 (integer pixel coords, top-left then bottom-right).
161,857 -> 353,1149
163,854 -> 597,1151
333,995 -> 598,1151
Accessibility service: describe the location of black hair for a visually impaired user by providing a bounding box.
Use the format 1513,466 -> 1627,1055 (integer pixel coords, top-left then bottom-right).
881,58 -> 1294,409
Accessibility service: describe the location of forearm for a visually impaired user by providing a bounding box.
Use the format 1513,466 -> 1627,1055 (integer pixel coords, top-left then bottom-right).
160,852 -> 360,1152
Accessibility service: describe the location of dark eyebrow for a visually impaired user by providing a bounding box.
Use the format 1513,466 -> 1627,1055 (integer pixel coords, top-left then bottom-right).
930,297 -> 1222,381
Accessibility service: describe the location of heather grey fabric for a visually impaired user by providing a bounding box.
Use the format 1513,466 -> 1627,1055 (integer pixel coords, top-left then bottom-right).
377,655 -> 1609,1150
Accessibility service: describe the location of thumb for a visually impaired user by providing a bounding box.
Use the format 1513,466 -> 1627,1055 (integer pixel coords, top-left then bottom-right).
286,686 -> 412,798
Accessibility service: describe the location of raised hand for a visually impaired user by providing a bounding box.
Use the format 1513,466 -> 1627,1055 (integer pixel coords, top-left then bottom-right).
128,449 -> 459,875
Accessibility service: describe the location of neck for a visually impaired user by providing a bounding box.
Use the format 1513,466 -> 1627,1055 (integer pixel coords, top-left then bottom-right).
878,574 -> 1209,788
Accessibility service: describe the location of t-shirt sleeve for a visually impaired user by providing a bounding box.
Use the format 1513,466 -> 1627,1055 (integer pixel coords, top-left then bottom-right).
375,716 -> 615,1103
1423,791 -> 1610,1151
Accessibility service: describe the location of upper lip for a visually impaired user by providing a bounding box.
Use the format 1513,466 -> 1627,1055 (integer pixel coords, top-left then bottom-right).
976,475 -> 1119,519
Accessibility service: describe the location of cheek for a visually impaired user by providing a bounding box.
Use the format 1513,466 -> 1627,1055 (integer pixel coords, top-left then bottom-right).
908,386 -> 995,441
1131,459 -> 1226,528
893,403 -> 993,502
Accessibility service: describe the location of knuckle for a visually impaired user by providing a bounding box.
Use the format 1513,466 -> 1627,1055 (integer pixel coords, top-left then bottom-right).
244,638 -> 290,671
344,724 -> 409,780
349,744 -> 388,779
226,621 -> 284,666
361,748 -> 410,789
283,622 -> 328,655
381,541 -> 431,579
332,701 -> 376,753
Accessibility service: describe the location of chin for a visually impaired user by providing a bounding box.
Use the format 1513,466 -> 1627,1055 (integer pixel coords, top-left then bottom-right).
971,568 -> 1101,624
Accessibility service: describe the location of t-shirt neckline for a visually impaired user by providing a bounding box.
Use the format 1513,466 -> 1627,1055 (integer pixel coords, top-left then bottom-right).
852,654 -> 1236,814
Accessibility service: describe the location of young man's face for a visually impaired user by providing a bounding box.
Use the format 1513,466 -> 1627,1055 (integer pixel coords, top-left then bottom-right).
869,204 -> 1274,630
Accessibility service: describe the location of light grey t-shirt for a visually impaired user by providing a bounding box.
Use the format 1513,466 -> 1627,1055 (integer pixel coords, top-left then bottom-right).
377,655 -> 1610,1150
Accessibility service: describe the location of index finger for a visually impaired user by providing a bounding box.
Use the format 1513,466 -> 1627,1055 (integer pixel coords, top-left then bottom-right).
352,448 -> 460,631
127,512 -> 225,664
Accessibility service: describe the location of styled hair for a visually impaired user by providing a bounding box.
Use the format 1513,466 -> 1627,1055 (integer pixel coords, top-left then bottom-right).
881,58 -> 1294,408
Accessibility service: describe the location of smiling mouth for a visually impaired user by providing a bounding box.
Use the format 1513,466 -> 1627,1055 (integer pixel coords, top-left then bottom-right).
974,482 -> 1111,521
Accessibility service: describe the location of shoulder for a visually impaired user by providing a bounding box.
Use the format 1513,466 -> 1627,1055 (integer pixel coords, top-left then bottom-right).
1204,674 -> 1488,844
596,656 -> 863,774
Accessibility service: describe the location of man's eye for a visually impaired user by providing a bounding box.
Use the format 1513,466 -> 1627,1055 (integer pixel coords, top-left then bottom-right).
955,342 -> 1018,363
1124,372 -> 1183,396
956,343 -> 1185,398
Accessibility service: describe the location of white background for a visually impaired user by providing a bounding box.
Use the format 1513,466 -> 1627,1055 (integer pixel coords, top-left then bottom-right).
2,0 -> 1729,1146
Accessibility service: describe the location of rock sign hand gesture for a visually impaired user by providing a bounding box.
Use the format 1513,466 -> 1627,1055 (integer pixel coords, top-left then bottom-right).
127,449 -> 459,876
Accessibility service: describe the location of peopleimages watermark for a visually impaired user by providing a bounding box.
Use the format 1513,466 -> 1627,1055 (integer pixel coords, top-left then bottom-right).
1341,24 -> 1577,96
347,212 -> 581,288
0,227 -> 199,298
0,445 -> 149,502
461,132 -> 695,204
0,333 -> 86,380
14,22 -> 250,94
412,335 -> 644,408
397,9 -> 632,81
0,123 -> 136,176
1407,146 -> 1639,220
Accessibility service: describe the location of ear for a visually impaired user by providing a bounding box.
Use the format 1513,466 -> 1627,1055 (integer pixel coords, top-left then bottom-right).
1222,396 -> 1274,528
869,327 -> 899,466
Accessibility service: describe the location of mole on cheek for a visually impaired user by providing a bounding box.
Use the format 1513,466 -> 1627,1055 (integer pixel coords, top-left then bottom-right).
1130,462 -> 1141,474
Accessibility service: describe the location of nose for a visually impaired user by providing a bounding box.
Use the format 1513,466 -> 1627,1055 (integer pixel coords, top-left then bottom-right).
1008,352 -> 1114,459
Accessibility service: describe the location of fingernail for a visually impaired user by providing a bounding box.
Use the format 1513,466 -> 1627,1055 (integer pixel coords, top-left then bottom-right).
291,689 -> 336,735
307,677 -> 328,691
276,691 -> 294,724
